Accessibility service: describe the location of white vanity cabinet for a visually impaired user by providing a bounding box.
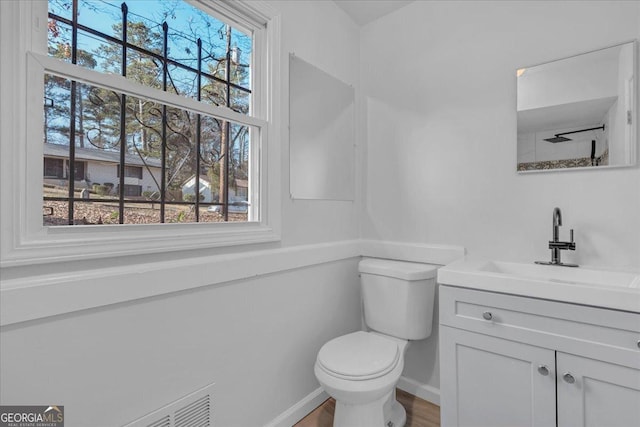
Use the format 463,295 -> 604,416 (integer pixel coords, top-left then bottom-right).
556,352 -> 640,427
440,326 -> 556,426
439,285 -> 640,427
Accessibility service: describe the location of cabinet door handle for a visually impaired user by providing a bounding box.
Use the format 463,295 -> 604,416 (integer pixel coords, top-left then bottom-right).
563,372 -> 576,384
482,311 -> 493,320
537,365 -> 550,376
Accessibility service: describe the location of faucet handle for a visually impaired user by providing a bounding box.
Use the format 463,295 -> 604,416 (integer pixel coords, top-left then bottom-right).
568,229 -> 576,250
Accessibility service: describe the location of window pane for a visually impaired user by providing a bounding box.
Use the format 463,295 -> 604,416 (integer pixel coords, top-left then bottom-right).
230,87 -> 250,115
72,200 -> 116,225
126,13 -> 162,53
47,0 -> 253,107
165,105 -> 197,208
202,77 -> 227,107
123,96 -> 162,205
87,33 -> 123,75
167,66 -> 198,99
47,19 -> 73,63
44,75 -> 255,226
44,74 -> 71,145
198,115 -> 224,217
126,49 -> 162,88
78,1 -> 123,41
43,200 -> 68,226
224,123 -> 251,222
201,26 -> 229,82
167,30 -> 198,70
231,27 -> 251,90
48,0 -> 72,22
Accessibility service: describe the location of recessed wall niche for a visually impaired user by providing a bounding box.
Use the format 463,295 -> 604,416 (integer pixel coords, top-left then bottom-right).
289,54 -> 355,200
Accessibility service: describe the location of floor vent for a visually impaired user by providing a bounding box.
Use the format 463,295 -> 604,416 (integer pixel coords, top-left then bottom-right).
124,383 -> 214,427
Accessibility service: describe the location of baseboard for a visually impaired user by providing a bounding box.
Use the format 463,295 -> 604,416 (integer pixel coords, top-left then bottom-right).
397,376 -> 440,406
263,386 -> 328,427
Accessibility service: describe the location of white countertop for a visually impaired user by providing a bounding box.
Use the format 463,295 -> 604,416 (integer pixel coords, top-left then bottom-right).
437,256 -> 640,313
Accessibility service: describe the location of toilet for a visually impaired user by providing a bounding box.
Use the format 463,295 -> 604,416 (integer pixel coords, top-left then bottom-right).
314,258 -> 438,427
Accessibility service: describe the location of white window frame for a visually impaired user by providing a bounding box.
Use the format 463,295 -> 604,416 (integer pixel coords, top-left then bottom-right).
0,0 -> 281,268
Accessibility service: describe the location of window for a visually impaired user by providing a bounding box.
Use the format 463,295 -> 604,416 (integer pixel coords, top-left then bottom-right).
44,0 -> 257,226
44,158 -> 64,178
117,165 -> 143,179
0,0 -> 280,266
122,184 -> 142,197
43,157 -> 85,179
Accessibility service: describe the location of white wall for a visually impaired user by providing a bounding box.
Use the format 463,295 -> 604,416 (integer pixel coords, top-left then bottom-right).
274,0 -> 361,247
1,258 -> 362,427
361,0 -> 640,269
361,0 -> 640,396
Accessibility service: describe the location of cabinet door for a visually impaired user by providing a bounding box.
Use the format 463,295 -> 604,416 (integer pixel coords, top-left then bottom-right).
440,326 -> 556,427
557,352 -> 640,427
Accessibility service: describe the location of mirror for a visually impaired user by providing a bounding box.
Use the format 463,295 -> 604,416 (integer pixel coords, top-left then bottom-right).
517,41 -> 636,172
289,54 -> 355,200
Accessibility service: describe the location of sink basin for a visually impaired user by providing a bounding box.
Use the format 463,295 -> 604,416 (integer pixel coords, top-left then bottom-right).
438,257 -> 640,312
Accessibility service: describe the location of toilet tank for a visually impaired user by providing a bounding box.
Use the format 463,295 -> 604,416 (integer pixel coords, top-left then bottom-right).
359,258 -> 438,340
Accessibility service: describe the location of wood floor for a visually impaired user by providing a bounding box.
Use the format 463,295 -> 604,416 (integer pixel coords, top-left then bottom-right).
294,389 -> 440,427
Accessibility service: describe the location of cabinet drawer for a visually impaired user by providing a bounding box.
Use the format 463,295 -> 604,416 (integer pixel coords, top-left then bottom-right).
440,285 -> 640,368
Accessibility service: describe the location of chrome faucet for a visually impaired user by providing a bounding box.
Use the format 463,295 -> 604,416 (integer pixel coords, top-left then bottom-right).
535,207 -> 578,267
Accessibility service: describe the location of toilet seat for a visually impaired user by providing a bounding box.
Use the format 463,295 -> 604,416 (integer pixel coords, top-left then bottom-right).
316,331 -> 400,381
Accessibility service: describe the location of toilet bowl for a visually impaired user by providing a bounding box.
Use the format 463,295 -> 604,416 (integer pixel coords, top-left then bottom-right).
314,331 -> 409,426
314,258 -> 437,427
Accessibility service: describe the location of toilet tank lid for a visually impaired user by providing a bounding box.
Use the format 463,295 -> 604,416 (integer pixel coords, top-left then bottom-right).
359,258 -> 437,281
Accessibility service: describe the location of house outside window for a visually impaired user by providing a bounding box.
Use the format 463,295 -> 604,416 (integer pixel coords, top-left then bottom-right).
0,0 -> 280,266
